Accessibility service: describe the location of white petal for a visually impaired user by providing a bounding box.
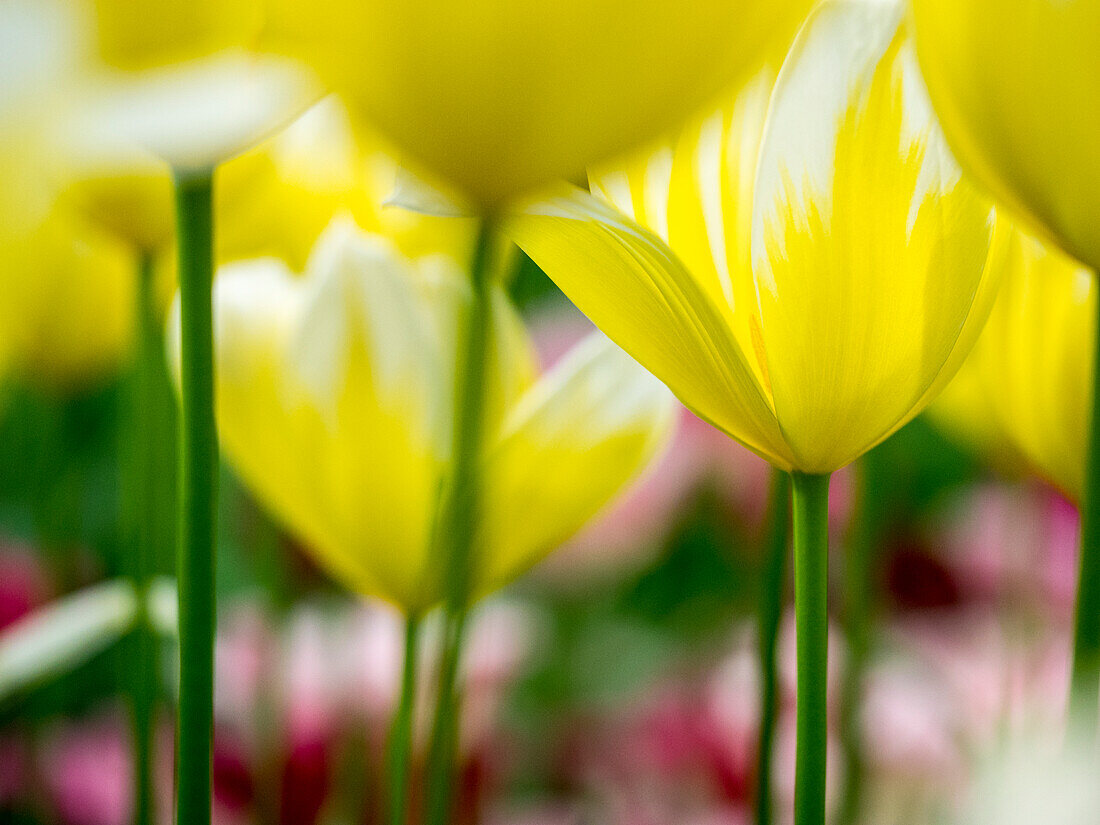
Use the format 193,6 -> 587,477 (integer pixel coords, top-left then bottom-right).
77,52 -> 319,173
0,580 -> 138,702
751,0 -> 905,284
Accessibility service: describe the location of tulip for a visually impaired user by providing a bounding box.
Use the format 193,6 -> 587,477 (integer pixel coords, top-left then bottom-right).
171,219 -> 673,613
973,230 -> 1094,503
909,0 -> 1100,723
272,0 -> 813,210
931,226 -> 1091,496
0,193 -> 133,390
909,0 -> 1100,273
507,3 -> 996,822
943,227 -> 1094,680
169,218 -> 673,819
943,223 -> 1100,719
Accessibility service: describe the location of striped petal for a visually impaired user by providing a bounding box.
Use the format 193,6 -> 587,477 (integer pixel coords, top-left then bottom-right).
750,0 -> 994,473
505,185 -> 793,468
172,219 -> 536,613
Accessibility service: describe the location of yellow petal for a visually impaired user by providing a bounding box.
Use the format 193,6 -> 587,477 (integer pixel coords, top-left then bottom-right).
750,0 -> 994,473
59,149 -> 174,254
478,333 -> 677,594
505,185 -> 792,468
270,0 -> 813,206
975,224 -> 1094,500
83,0 -> 264,70
911,0 -> 1100,271
590,70 -> 776,398
181,220 -> 536,613
925,227 -> 1028,478
0,209 -> 134,389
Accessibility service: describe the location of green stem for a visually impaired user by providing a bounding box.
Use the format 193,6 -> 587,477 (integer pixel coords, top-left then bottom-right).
838,450 -> 885,825
127,250 -> 175,825
754,470 -> 790,825
425,608 -> 468,825
1070,286 -> 1100,729
424,219 -> 498,825
173,170 -> 218,825
385,614 -> 422,825
791,472 -> 831,825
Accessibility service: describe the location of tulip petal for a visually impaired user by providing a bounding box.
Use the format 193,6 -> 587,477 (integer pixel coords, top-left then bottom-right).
478,333 -> 677,593
750,0 -> 994,473
176,220 -> 538,612
0,580 -> 138,703
270,0 -> 813,205
76,52 -> 318,173
979,226 -> 1094,500
505,185 -> 793,468
911,0 -> 1100,271
171,227 -> 445,609
590,71 -> 776,400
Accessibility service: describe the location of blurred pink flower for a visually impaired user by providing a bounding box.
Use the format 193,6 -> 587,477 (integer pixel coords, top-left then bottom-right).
941,482 -> 1079,619
278,736 -> 329,825
41,711 -> 131,825
216,604 -> 276,734
212,731 -> 255,824
0,544 -> 52,630
861,666 -> 963,786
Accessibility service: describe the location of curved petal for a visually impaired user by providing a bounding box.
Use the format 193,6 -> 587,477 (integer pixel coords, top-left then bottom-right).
979,226 -> 1094,501
590,70 -> 777,398
76,53 -> 318,172
911,0 -> 1100,271
270,0 -> 814,205
173,219 -> 538,613
505,185 -> 793,468
478,333 -> 677,593
0,580 -> 138,703
751,0 -> 994,473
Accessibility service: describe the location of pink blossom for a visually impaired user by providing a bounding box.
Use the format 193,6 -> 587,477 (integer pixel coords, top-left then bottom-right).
0,544 -> 51,631
41,712 -> 130,825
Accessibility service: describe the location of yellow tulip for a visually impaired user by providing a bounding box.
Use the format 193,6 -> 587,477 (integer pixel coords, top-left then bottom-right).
911,0 -> 1100,728
0,2 -> 134,391
59,146 -> 175,255
910,0 -> 1100,271
53,0 -> 315,175
84,0 -> 263,71
173,219 -> 674,613
958,224 -> 1094,501
270,0 -> 813,208
60,97 -> 471,264
0,141 -> 133,389
507,0 -> 996,476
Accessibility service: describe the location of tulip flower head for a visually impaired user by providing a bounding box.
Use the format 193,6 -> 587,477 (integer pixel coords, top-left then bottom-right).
911,0 -> 1100,271
69,0 -> 317,174
958,225 -> 1095,501
508,0 -> 996,476
271,0 -> 813,208
171,220 -> 675,613
0,205 -> 134,389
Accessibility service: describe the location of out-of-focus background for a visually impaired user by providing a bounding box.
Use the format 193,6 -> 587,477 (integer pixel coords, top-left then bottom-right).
0,253 -> 1078,825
